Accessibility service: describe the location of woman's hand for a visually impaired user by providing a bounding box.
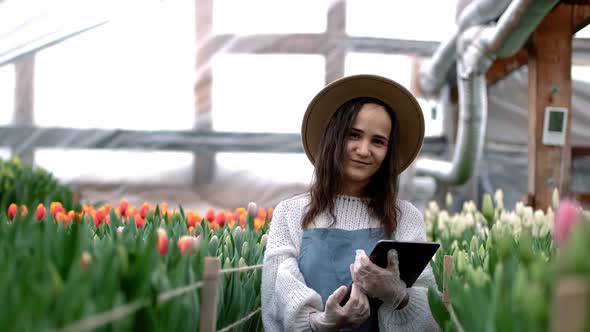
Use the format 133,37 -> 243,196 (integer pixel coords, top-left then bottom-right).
351,249 -> 408,308
309,283 -> 370,332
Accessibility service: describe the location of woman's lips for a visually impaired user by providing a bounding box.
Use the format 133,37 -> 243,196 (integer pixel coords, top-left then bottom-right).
351,159 -> 370,166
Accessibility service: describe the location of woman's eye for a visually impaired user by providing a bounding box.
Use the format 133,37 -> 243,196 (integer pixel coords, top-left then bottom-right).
349,132 -> 360,139
373,139 -> 386,146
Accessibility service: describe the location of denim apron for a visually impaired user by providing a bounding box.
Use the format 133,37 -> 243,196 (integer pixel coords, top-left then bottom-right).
298,227 -> 393,332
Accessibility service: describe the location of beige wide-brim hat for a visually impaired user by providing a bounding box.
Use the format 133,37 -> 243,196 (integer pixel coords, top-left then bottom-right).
301,74 -> 424,174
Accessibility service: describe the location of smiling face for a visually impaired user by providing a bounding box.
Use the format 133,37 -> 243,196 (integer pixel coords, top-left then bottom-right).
341,103 -> 392,196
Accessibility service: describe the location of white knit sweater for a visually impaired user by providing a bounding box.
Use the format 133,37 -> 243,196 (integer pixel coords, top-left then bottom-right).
261,193 -> 441,332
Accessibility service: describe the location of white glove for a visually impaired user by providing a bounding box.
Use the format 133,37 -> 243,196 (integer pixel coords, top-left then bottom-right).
351,249 -> 407,308
309,284 -> 370,332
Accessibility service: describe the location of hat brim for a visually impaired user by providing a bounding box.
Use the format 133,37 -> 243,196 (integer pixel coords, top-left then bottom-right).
301,74 -> 424,174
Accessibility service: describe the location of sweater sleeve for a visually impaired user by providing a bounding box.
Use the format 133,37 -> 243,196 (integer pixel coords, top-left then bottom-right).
261,199 -> 324,332
378,201 -> 442,332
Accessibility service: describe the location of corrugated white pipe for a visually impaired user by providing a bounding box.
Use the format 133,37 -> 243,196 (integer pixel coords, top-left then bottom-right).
416,0 -> 544,185
419,0 -> 511,96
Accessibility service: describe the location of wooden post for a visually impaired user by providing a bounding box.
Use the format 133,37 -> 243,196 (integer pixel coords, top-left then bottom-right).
527,4 -> 573,211
200,257 -> 221,332
324,0 -> 346,84
13,54 -> 36,166
193,0 -> 216,185
550,276 -> 590,332
443,255 -> 453,304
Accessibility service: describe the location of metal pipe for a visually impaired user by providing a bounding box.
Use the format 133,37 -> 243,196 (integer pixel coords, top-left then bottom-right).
416,0 -> 557,185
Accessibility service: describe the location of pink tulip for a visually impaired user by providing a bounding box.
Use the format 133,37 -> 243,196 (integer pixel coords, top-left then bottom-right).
157,228 -> 168,256
554,199 -> 583,246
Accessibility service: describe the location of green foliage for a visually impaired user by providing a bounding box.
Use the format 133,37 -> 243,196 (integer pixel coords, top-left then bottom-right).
426,192 -> 560,332
0,206 -> 269,332
0,157 -> 77,212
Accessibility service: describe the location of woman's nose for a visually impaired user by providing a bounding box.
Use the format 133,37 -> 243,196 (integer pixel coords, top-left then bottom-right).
355,140 -> 370,156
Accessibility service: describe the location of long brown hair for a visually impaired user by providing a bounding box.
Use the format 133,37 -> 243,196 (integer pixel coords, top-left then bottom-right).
301,97 -> 402,238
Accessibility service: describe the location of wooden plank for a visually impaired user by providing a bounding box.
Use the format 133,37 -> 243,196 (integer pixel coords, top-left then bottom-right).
12,54 -> 35,166
325,0 -> 346,84
528,4 -> 574,210
0,126 -> 448,154
206,34 -> 438,56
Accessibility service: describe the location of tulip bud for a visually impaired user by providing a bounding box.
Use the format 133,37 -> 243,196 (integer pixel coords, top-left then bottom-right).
242,241 -> 249,258
260,234 -> 268,247
80,251 -> 92,271
36,204 -> 46,221
233,225 -> 242,241
445,192 -> 453,210
177,235 -> 200,255
223,257 -> 232,269
117,226 -> 124,236
552,188 -> 560,211
209,235 -> 219,255
247,202 -> 258,218
482,193 -> 494,222
494,189 -> 504,211
157,228 -> 168,256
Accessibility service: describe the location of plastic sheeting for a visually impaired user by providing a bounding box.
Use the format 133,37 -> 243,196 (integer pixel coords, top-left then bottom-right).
0,0 -> 588,213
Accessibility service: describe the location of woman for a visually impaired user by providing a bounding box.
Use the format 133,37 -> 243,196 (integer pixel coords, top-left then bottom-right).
261,74 -> 440,331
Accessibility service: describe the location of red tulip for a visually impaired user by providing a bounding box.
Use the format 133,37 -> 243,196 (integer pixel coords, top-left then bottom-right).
205,208 -> 215,223
215,210 -> 227,228
135,214 -> 146,229
7,203 -> 17,220
119,199 -> 129,216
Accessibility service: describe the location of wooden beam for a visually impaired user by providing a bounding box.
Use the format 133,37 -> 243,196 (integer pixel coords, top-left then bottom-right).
573,4 -> 590,33
486,49 -> 529,86
194,0 -> 215,185
528,4 -> 574,210
0,126 -> 447,155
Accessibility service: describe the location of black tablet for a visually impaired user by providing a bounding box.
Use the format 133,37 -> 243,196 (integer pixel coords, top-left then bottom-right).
339,240 -> 440,306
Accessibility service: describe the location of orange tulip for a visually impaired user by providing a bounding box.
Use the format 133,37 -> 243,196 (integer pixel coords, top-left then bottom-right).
56,211 -> 66,223
67,211 -> 76,223
254,217 -> 264,230
19,205 -> 27,218
50,202 -> 65,217
188,226 -> 196,235
268,207 -> 274,222
186,211 -> 201,228
7,203 -> 17,220
36,204 -> 46,221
